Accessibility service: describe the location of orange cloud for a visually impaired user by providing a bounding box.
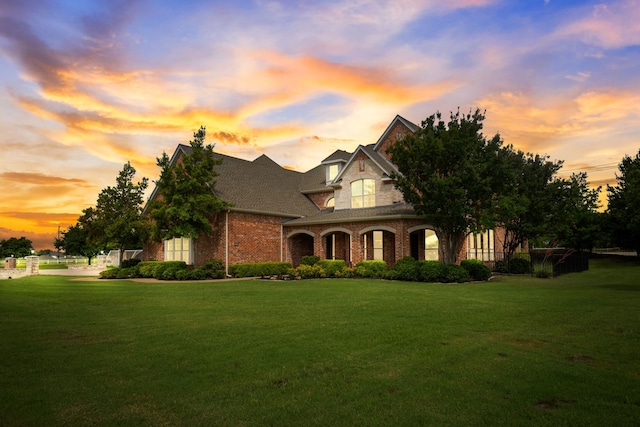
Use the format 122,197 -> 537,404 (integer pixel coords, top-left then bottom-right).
0,172 -> 89,186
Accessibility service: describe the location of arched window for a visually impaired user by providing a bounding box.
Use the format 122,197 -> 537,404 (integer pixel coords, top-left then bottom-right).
351,179 -> 375,208
326,197 -> 334,208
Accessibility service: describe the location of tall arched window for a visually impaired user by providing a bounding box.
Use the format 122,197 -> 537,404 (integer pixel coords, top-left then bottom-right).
351,179 -> 375,208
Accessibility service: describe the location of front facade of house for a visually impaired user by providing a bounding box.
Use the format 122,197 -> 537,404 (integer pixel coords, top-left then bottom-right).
143,115 -> 506,268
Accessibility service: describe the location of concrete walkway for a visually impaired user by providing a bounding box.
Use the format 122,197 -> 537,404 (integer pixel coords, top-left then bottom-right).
39,268 -> 104,276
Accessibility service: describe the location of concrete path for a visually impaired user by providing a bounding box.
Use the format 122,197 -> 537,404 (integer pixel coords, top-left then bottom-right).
39,268 -> 103,276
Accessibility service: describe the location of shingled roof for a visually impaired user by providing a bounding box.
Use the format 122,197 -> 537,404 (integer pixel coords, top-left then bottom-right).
213,152 -> 319,218
284,203 -> 416,226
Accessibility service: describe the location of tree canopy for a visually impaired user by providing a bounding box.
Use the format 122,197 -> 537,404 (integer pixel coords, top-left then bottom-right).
388,108 -> 514,264
607,150 -> 640,255
54,209 -> 104,264
495,152 -> 564,257
0,237 -> 34,258
148,126 -> 231,241
88,163 -> 149,254
549,172 -> 601,251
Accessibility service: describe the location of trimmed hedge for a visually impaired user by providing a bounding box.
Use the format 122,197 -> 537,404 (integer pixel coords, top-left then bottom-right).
99,259 -> 225,281
495,257 -> 531,274
440,264 -> 470,283
354,260 -> 388,278
300,255 -> 320,266
460,259 -> 492,281
229,262 -> 292,278
420,261 -> 445,282
386,257 -> 420,281
316,259 -> 346,276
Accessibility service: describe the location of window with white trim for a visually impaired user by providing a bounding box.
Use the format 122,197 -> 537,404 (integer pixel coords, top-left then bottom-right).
467,230 -> 494,261
327,164 -> 340,182
351,179 -> 375,208
373,230 -> 383,261
164,237 -> 194,264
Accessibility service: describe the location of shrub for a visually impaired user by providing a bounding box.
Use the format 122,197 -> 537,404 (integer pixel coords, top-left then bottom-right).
316,259 -> 346,277
137,261 -> 159,278
335,267 -> 355,278
440,264 -> 470,283
300,255 -> 320,266
387,257 -> 420,281
354,260 -> 388,278
99,268 -> 119,279
461,259 -> 492,281
115,267 -> 137,279
229,262 -> 292,278
419,261 -> 444,282
161,267 -> 181,281
494,260 -> 509,274
294,264 -> 325,279
201,259 -> 225,279
175,268 -> 209,281
153,261 -> 188,280
121,259 -> 141,269
495,256 -> 531,275
508,257 -> 531,274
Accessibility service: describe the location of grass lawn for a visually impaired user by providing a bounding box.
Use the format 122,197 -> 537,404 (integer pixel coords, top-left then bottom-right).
1,259 -> 639,426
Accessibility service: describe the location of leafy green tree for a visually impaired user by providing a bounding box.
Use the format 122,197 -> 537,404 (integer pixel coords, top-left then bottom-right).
0,237 -> 33,258
148,126 -> 231,241
551,172 -> 601,251
89,163 -> 149,261
388,109 -> 513,264
496,152 -> 563,258
55,212 -> 103,265
607,150 -> 640,255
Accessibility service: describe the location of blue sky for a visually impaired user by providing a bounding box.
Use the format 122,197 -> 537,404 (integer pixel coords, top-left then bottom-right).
0,0 -> 639,249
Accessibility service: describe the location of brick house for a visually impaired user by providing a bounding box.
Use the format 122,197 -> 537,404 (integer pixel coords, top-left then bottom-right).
143,115 -> 503,269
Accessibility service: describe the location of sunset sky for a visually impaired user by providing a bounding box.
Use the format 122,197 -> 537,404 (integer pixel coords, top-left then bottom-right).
1,0 -> 639,250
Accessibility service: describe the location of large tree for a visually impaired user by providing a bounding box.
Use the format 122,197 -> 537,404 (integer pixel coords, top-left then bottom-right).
89,163 -> 149,259
607,150 -> 640,255
0,237 -> 34,258
550,172 -> 601,251
148,126 -> 231,241
495,152 -> 564,258
54,209 -> 104,265
388,109 -> 513,264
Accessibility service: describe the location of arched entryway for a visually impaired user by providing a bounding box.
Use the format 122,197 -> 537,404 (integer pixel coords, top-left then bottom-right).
287,230 -> 315,266
321,228 -> 352,266
408,226 -> 439,261
359,226 -> 396,266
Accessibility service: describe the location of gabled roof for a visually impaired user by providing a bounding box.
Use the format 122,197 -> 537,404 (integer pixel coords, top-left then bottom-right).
330,144 -> 398,185
372,114 -> 419,152
321,149 -> 351,164
146,144 -> 320,218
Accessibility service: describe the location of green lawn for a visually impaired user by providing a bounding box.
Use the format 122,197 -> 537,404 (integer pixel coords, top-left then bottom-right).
1,259 -> 639,426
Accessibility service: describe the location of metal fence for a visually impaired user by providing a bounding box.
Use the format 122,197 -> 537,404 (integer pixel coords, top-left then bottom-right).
476,250 -> 589,277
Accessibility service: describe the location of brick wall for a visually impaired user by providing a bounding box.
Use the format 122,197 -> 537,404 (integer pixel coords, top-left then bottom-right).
307,191 -> 334,209
376,121 -> 413,162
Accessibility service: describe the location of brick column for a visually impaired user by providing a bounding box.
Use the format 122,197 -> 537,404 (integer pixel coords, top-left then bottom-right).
4,257 -> 16,269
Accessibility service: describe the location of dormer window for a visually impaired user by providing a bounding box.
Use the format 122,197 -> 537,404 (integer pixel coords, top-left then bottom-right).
327,164 -> 340,182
